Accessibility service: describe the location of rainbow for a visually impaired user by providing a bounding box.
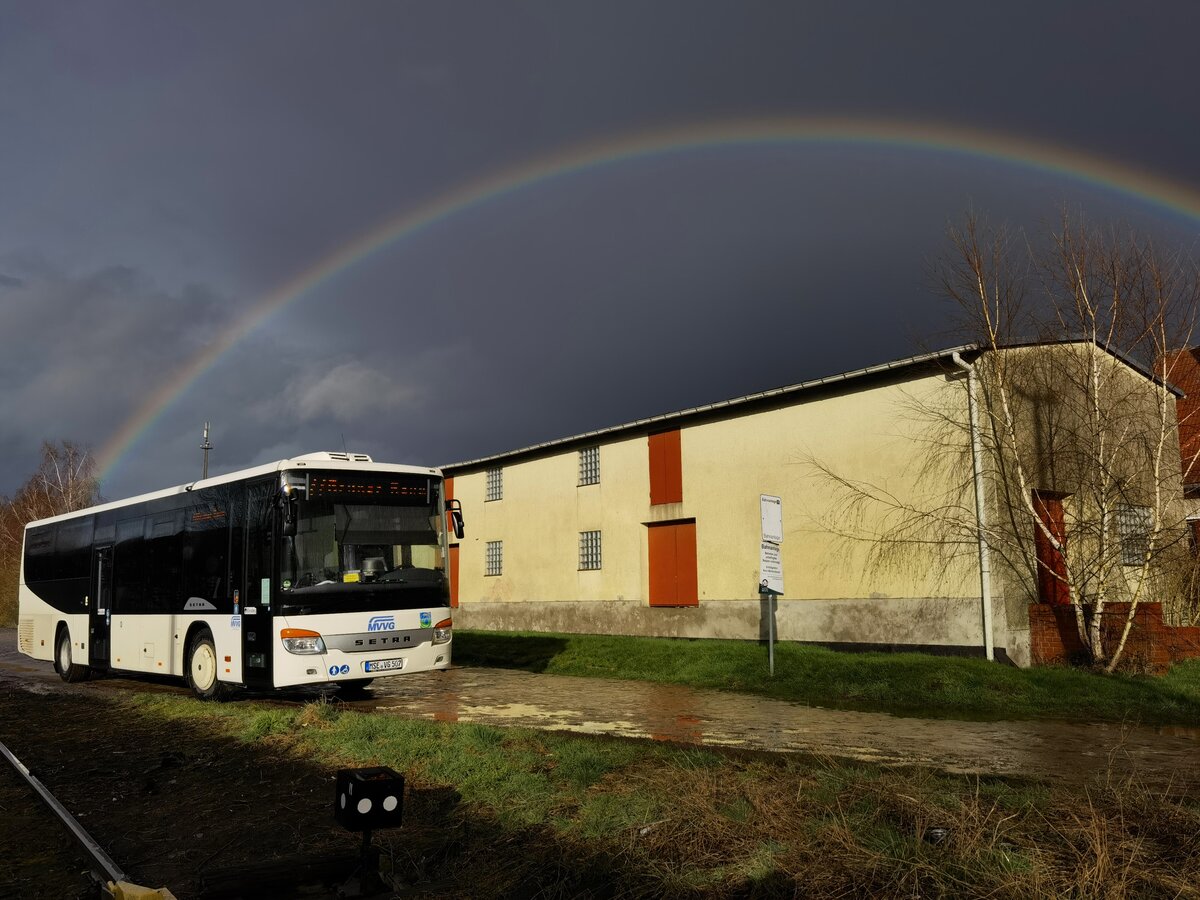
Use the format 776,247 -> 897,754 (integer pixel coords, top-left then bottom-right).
95,115 -> 1200,483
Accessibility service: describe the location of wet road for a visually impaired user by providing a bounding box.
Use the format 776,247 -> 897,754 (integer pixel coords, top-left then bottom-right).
3,630 -> 1198,786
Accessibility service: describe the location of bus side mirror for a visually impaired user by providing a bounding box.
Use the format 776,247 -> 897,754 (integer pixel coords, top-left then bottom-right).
447,499 -> 465,540
281,499 -> 297,537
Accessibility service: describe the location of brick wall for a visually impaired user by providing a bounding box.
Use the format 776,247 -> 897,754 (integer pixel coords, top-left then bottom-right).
1029,602 -> 1200,672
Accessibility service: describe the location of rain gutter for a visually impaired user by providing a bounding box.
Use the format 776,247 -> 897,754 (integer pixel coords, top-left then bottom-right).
952,351 -> 995,662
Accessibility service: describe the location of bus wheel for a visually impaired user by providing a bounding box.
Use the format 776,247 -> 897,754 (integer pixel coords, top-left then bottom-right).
186,631 -> 227,701
55,629 -> 91,683
339,678 -> 374,697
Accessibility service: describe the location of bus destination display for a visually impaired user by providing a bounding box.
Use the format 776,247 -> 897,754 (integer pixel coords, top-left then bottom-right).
307,473 -> 430,504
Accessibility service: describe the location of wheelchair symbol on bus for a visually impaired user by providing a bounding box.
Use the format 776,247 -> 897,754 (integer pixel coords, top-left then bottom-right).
329,664 -> 350,676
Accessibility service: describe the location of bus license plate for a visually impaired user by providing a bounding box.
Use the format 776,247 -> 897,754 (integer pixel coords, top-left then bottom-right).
365,658 -> 404,673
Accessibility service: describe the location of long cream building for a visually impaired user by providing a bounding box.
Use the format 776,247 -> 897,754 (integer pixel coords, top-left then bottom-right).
442,343 -> 1184,667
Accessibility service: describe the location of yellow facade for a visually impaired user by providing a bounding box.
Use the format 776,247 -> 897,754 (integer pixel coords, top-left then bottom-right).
446,343 -> 1187,666
455,433 -> 652,605
448,354 -> 991,652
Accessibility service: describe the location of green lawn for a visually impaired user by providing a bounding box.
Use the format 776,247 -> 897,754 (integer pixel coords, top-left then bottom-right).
119,690 -> 1199,897
453,630 -> 1200,725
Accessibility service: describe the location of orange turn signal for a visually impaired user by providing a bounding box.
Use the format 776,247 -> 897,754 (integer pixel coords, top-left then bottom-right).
280,628 -> 322,639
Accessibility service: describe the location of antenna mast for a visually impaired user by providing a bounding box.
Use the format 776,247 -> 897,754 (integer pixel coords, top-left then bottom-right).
201,422 -> 213,479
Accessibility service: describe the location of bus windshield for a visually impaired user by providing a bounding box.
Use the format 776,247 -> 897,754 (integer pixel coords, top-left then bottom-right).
280,472 -> 446,594
286,501 -> 445,589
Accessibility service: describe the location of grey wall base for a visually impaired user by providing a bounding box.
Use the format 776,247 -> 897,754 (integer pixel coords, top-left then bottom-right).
456,596 -> 1026,665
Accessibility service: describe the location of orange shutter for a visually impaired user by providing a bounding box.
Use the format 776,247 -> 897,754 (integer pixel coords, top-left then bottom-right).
449,544 -> 460,608
649,430 -> 683,505
648,522 -> 698,607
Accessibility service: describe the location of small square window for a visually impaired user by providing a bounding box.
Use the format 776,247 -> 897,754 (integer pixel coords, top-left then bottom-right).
579,446 -> 600,486
485,540 -> 503,576
1117,504 -> 1153,566
579,530 -> 601,570
486,467 -> 503,502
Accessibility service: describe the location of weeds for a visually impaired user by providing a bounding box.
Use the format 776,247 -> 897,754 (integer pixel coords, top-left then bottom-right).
115,690 -> 1200,898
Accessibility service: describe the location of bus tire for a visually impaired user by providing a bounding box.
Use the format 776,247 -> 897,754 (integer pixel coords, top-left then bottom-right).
339,678 -> 374,697
186,631 -> 228,702
55,628 -> 91,683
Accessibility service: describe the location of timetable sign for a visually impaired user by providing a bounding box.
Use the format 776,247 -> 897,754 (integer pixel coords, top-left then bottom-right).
760,494 -> 783,544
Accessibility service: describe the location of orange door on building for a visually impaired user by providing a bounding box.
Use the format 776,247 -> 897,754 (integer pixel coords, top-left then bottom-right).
1033,490 -> 1069,605
648,521 -> 697,606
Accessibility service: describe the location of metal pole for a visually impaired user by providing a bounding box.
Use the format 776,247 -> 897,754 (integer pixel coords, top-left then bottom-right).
768,592 -> 775,676
760,588 -> 776,676
0,739 -> 126,884
951,352 -> 995,662
201,422 -> 212,480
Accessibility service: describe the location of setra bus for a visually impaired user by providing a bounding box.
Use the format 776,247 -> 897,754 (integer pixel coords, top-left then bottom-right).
16,452 -> 464,700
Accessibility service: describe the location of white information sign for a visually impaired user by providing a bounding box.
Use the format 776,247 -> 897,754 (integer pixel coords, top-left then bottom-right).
759,541 -> 784,594
760,494 -> 783,544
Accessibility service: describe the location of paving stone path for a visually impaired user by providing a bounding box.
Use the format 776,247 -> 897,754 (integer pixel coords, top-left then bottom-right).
365,666 -> 1200,786
2,629 -> 1196,787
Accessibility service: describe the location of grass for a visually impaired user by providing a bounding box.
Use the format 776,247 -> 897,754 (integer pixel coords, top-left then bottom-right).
453,629 -> 1200,725
121,691 -> 1200,897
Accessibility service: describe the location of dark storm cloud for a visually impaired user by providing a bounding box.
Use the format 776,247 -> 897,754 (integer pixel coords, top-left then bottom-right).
1,1 -> 1199,498
0,258 -> 233,489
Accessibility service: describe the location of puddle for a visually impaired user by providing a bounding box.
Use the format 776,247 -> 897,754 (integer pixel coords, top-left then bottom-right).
365,667 -> 1200,786
1,630 -> 1197,787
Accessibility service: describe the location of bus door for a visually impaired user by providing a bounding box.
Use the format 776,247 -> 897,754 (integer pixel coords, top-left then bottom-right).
241,479 -> 276,690
89,545 -> 113,668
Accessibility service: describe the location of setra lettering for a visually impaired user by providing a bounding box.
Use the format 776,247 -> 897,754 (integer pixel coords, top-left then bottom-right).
353,634 -> 414,648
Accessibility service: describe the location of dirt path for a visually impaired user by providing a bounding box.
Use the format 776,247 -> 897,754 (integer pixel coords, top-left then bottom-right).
2,629 -> 1198,787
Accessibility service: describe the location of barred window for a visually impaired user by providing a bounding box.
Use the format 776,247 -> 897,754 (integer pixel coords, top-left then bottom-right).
485,540 -> 503,576
579,446 -> 600,486
1117,505 -> 1153,566
579,530 -> 602,570
486,467 -> 503,502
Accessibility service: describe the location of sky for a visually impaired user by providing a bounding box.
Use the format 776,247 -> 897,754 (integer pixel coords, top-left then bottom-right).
2,1 -> 1200,500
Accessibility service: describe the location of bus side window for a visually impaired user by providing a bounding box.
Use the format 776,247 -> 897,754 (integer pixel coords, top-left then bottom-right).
56,517 -> 94,581
23,524 -> 56,584
113,517 -> 145,611
183,500 -> 229,605
145,509 -> 184,613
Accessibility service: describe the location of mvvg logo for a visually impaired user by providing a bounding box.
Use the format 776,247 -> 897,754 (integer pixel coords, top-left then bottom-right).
367,615 -> 396,632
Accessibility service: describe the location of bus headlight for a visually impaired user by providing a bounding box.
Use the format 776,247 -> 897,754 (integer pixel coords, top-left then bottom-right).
432,618 -> 452,645
281,628 -> 326,654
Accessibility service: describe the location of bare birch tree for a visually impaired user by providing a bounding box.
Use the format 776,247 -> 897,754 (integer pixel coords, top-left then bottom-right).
813,213 -> 1199,671
940,215 -> 1199,670
0,440 -> 101,623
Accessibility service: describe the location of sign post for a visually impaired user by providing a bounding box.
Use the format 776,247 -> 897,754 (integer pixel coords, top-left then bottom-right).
758,495 -> 783,676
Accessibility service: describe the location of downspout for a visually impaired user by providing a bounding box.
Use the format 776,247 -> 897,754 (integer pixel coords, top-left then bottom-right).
952,352 -> 995,661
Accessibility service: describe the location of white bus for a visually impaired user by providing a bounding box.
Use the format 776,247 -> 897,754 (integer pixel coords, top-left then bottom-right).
16,452 -> 465,700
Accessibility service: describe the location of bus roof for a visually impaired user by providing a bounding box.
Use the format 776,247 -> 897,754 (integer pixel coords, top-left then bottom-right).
25,453 -> 442,529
